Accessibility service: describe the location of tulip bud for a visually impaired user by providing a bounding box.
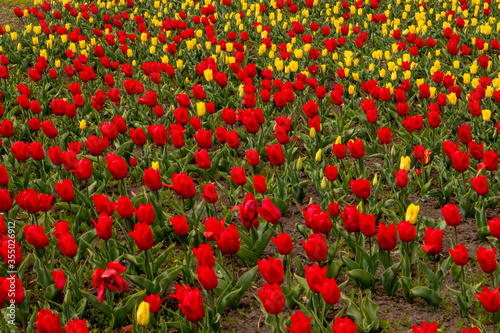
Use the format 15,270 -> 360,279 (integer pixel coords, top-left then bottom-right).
79,119 -> 86,130
321,177 -> 327,190
315,149 -> 322,162
296,157 -> 302,171
309,127 -> 316,138
137,301 -> 150,326
372,173 -> 378,186
335,136 -> 342,144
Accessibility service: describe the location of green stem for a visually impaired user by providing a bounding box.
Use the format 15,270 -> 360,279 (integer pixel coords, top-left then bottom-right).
144,250 -> 153,281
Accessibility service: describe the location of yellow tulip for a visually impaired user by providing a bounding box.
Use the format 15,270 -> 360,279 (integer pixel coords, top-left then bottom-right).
372,173 -> 378,186
137,301 -> 150,326
447,93 -> 457,105
152,161 -> 159,170
296,157 -> 303,171
400,156 -> 411,171
79,120 -> 86,130
309,127 -> 316,138
315,149 -> 322,162
197,102 -> 206,117
321,177 -> 327,190
405,203 -> 420,224
482,109 -> 491,121
204,69 -> 213,81
335,136 -> 342,145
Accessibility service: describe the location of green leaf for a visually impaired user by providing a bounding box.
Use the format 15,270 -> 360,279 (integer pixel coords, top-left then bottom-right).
153,266 -> 182,294
113,290 -> 147,328
410,287 -> 442,309
126,275 -> 155,294
81,291 -> 114,316
216,266 -> 258,313
379,263 -> 400,296
348,269 -> 375,289
33,256 -> 53,289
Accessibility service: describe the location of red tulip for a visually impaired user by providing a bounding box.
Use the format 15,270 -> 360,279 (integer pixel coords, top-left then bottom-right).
92,194 -> 114,216
253,175 -> 267,193
397,221 -> 416,243
305,263 -> 326,293
36,309 -> 63,333
71,158 -> 92,180
484,150 -> 499,171
164,172 -> 196,199
271,233 -> 293,255
412,321 -> 438,333
23,224 -> 49,249
477,247 -> 497,274
325,165 -> 338,181
93,213 -> 113,241
341,205 -> 361,233
258,196 -> 281,224
65,318 -> 89,333
448,244 -> 468,266
143,167 -> 162,191
200,183 -> 218,204
10,141 -> 30,161
144,294 -> 164,313
52,270 -> 66,291
246,149 -> 260,166
441,203 -> 461,227
451,150 -> 469,173
84,135 -> 104,156
111,196 -> 134,220
55,179 -> 74,202
489,217 -> 500,238
105,153 -> 128,180
216,224 -> 240,255
359,213 -> 376,238
302,234 -> 327,262
0,236 -> 22,266
258,283 -> 285,314
197,265 -> 218,290
471,175 -> 488,196
57,232 -> 78,257
350,178 -> 370,199
193,129 -> 212,149
230,166 -> 247,186
320,277 -> 340,305
193,243 -> 215,267
347,139 -> 364,159
129,223 -> 154,250
170,215 -> 189,236
395,169 -> 408,188
421,227 -> 443,255
169,284 -> 205,323
286,311 -> 312,333
266,144 -> 285,166
331,317 -> 357,333
258,256 -> 284,285
474,286 -> 500,313
376,127 -> 392,144
377,223 -> 397,251
92,262 -> 129,303
195,149 -> 211,170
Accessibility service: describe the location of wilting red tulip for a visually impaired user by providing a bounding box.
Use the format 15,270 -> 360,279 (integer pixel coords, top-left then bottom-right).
170,215 -> 189,236
144,294 -> 164,313
197,265 -> 218,290
258,196 -> 281,224
421,227 -> 443,255
193,243 -> 215,267
302,233 -> 327,262
471,175 -> 488,196
23,224 -> 49,249
105,153 -> 128,180
216,224 -> 240,255
258,256 -> 284,285
129,223 -> 154,251
36,309 -> 63,333
347,139 -> 364,159
143,167 -> 162,191
411,321 -> 438,333
92,261 -> 129,303
441,203 -> 461,227
55,179 -> 74,202
169,284 -> 205,322
230,166 -> 247,186
164,172 -> 196,199
397,221 -> 416,243
93,213 -> 113,241
448,244 -> 468,266
286,311 -> 312,333
477,247 -> 497,274
350,178 -> 370,199
331,317 -> 357,333
266,144 -> 285,166
111,196 -> 134,220
474,286 -> 500,313
201,183 -> 218,203
258,283 -> 285,315
65,319 -> 89,333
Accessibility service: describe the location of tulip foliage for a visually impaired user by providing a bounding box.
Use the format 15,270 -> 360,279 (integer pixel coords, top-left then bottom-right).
2,0 -> 500,332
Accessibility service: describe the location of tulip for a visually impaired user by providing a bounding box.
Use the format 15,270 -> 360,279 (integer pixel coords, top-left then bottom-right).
0,237 -> 22,266
65,318 -> 89,333
258,257 -> 284,285
93,213 -> 113,241
253,175 -> 267,193
331,317 -> 357,333
258,196 -> 281,224
451,150 -> 469,173
350,178 -> 370,199
271,233 -> 293,256
170,215 -> 189,236
164,172 -> 196,199
106,153 -> 128,180
258,283 -> 285,315
484,150 -> 499,171
71,158 -> 92,180
57,232 -> 78,257
376,127 -> 392,144
193,243 -> 215,267
286,311 -> 312,333
325,165 -> 338,181
36,309 -> 63,333
448,244 -> 468,266
111,196 -> 134,220
3,275 -> 25,304
129,223 -> 154,251
474,286 -> 500,313
305,263 -> 327,294
137,301 -> 150,326
471,175 -> 488,196
341,205 -> 361,233
92,194 -> 114,216
92,262 -> 129,303
52,270 -> 66,290
169,284 -> 205,323
359,213 -> 376,238
135,203 -> 155,225
0,188 -> 12,212
441,203 -> 461,227
400,156 -> 411,171
23,224 -> 49,249
302,234 -> 327,262
421,227 -> 443,256
197,265 -> 218,290
216,224 -> 240,255
411,321 -> 438,333
320,277 -> 341,305
266,144 -> 285,166
405,203 -> 420,224
347,139 -> 364,159
144,294 -> 164,313
397,221 -> 416,243
200,183 -> 218,204
378,223 -> 397,251
143,167 -> 162,191
230,167 -> 247,186
477,247 -> 497,274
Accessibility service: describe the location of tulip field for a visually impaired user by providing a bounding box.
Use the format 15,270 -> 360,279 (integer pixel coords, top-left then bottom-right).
5,0 -> 500,331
